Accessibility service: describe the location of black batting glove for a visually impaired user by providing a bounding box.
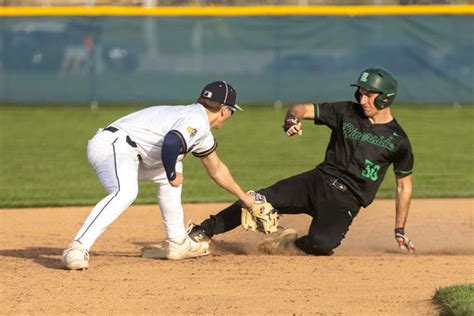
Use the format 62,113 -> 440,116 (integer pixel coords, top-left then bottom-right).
283,113 -> 299,132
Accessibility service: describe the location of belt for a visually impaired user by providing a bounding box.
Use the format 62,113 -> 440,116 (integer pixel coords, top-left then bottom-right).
328,177 -> 347,192
103,126 -> 137,148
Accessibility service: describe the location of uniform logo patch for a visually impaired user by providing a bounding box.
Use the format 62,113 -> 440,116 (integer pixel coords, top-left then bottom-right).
203,90 -> 213,98
343,122 -> 396,151
187,126 -> 197,137
360,72 -> 369,82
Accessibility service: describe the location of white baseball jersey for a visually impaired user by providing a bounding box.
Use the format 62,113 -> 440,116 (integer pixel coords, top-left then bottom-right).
112,103 -> 217,166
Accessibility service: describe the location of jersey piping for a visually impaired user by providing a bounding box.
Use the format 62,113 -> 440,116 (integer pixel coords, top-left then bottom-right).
193,140 -> 218,157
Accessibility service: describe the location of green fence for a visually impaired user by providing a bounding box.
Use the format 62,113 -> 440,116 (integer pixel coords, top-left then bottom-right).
1,13 -> 473,104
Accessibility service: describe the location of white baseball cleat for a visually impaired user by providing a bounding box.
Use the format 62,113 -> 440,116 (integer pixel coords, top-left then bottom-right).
141,236 -> 210,260
62,241 -> 89,270
141,223 -> 211,260
166,235 -> 211,260
258,228 -> 298,254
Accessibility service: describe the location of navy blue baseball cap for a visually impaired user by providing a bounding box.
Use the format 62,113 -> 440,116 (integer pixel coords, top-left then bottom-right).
200,81 -> 243,111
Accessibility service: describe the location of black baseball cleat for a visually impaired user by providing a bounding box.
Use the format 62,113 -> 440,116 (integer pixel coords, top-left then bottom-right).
188,224 -> 211,243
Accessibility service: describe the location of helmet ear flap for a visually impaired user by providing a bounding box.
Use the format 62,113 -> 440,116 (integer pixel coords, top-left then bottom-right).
375,94 -> 386,109
357,90 -> 394,109
375,92 -> 396,109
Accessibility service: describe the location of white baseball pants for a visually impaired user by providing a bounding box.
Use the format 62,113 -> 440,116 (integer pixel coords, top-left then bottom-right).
73,129 -> 185,251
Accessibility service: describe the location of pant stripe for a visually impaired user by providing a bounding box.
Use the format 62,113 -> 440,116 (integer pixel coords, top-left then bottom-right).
77,138 -> 120,242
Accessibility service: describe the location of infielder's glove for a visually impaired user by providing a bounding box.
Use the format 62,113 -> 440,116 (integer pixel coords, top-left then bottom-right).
394,228 -> 415,253
241,191 -> 279,234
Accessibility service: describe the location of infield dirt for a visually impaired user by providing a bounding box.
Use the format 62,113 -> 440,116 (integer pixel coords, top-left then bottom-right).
1,199 -> 473,314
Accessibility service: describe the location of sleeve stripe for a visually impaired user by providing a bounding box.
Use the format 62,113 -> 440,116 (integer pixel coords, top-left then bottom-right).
192,140 -> 218,157
395,169 -> 413,174
313,102 -> 320,122
169,130 -> 187,153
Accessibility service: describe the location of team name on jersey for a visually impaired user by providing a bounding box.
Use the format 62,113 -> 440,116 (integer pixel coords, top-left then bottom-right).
342,122 -> 396,152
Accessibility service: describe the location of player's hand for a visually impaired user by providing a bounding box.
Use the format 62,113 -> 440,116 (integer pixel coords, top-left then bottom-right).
169,172 -> 184,187
394,228 -> 415,253
286,123 -> 303,137
240,191 -> 255,210
282,113 -> 300,134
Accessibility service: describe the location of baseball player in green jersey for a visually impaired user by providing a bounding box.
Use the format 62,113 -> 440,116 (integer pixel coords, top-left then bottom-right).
189,67 -> 415,255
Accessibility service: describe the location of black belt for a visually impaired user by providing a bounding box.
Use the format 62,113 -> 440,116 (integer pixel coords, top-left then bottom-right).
328,177 -> 347,192
103,126 -> 137,148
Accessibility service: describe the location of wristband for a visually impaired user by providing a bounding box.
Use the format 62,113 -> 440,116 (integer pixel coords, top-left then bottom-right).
394,227 -> 405,235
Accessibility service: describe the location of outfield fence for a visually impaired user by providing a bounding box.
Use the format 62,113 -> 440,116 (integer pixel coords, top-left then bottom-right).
0,5 -> 473,104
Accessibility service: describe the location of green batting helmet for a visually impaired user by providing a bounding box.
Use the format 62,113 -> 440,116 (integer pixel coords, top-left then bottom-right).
351,68 -> 398,109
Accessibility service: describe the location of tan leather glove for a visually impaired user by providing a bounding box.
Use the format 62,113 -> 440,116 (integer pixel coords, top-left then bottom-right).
241,191 -> 279,234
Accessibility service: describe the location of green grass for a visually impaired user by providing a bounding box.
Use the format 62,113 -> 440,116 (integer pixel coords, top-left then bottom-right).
0,104 -> 473,208
433,284 -> 474,316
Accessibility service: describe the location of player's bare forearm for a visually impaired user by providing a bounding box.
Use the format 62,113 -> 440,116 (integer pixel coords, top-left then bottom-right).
394,175 -> 415,253
395,174 -> 413,229
200,152 -> 253,208
209,164 -> 253,208
286,103 -> 315,121
283,103 -> 315,136
209,161 -> 242,196
394,174 -> 415,252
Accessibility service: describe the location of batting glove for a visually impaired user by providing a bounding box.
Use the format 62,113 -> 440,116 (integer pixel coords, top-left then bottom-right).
394,228 -> 415,253
282,113 -> 299,132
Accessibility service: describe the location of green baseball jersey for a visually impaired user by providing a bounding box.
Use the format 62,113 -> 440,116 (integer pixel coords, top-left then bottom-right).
314,101 -> 414,207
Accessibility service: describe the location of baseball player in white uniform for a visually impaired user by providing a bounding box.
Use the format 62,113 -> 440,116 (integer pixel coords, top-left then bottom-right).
62,81 -> 254,270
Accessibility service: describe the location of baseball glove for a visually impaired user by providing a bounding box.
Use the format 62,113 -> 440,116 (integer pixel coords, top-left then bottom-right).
241,191 -> 279,234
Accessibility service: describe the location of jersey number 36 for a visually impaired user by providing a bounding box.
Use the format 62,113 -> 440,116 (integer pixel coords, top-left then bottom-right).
361,159 -> 380,181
